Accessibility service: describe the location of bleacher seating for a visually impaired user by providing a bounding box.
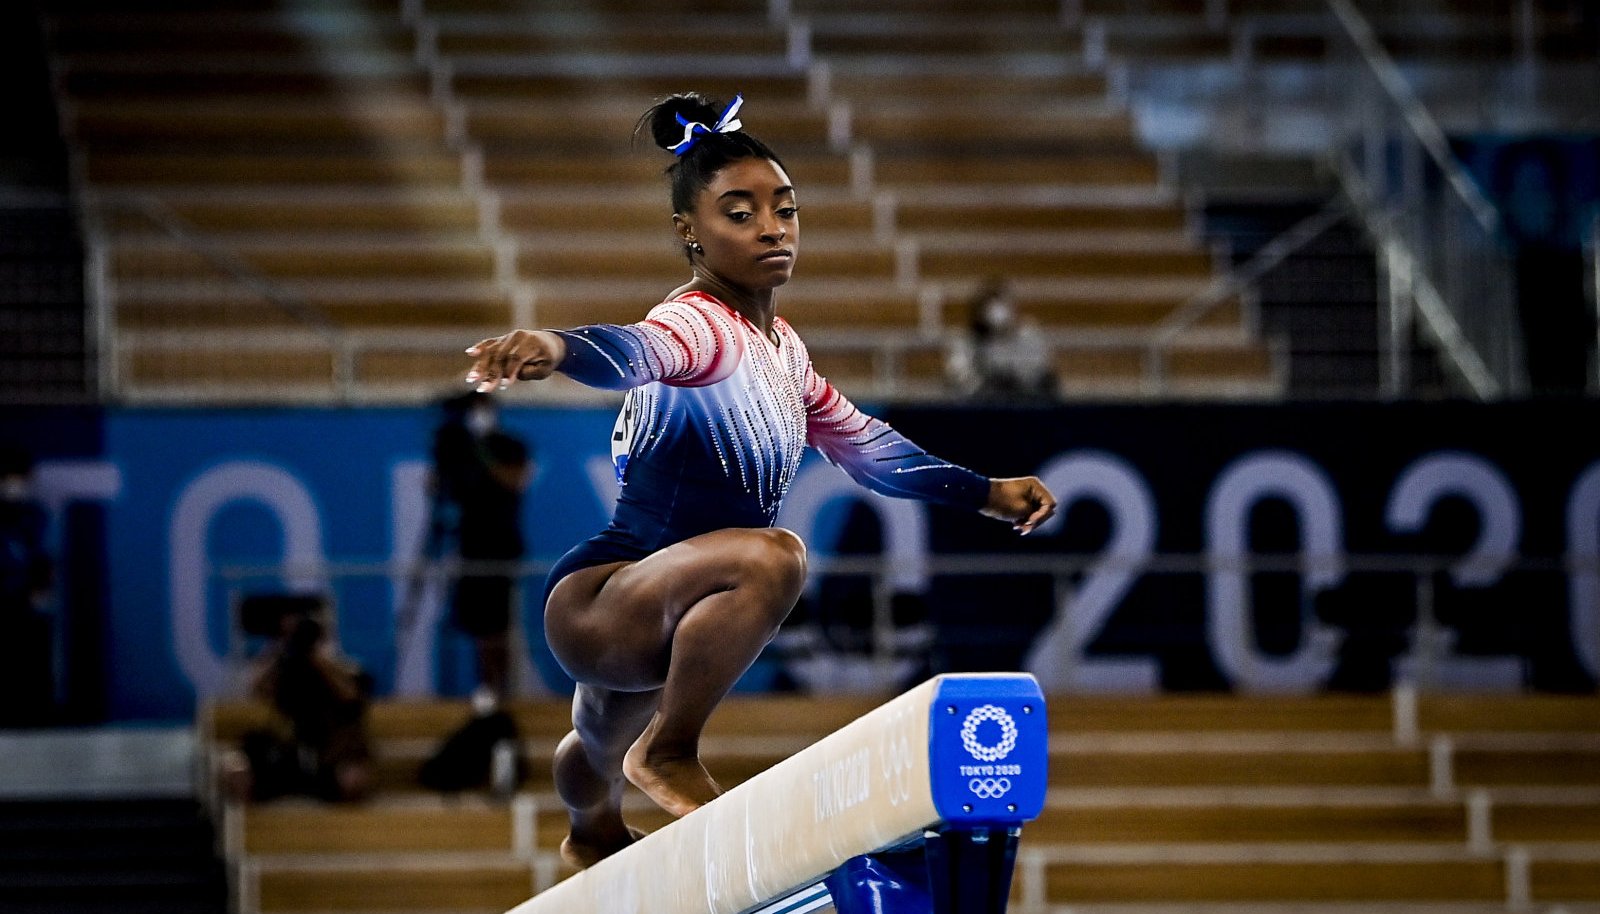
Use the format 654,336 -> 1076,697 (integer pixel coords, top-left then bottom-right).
42,0 -> 1297,401
39,0 -> 1600,400
200,690 -> 1600,913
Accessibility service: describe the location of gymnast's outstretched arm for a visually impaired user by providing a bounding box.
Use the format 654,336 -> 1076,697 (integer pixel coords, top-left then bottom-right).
464,297 -> 742,392
800,349 -> 1056,533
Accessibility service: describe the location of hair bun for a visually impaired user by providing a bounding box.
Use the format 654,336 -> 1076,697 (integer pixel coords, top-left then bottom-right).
641,92 -> 724,152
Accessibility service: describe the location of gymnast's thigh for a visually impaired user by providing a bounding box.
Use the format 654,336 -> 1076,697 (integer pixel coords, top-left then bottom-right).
544,528 -> 798,690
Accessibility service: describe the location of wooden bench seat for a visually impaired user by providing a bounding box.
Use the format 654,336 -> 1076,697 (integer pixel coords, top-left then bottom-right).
70,100 -> 448,144
436,24 -> 788,57
83,151 -> 465,186
482,153 -> 850,189
1041,857 -> 1506,904
117,287 -> 511,331
794,0 -> 1057,13
501,195 -> 875,236
812,26 -> 1081,57
830,71 -> 1109,104
519,243 -> 893,282
110,239 -> 496,281
255,860 -> 532,912
899,199 -> 1187,232
448,73 -> 808,104
100,191 -> 480,234
536,289 -> 921,331
871,153 -> 1161,187
464,99 -> 833,149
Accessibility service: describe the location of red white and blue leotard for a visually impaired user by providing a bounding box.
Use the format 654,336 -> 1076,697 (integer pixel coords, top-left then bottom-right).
542,291 -> 990,608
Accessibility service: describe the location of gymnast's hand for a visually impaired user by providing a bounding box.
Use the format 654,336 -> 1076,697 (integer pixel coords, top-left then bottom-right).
982,476 -> 1057,535
464,329 -> 568,393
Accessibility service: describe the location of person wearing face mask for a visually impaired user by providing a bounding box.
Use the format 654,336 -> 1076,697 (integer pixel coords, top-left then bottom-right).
947,279 -> 1056,400
426,391 -> 533,707
0,443 -> 54,726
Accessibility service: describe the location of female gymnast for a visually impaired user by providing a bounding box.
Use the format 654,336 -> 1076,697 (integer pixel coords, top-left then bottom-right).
462,92 -> 1058,867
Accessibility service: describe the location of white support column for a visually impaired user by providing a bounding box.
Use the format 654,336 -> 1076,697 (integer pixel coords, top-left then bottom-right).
1504,845 -> 1532,913
787,17 -> 812,68
1391,681 -> 1419,748
1466,788 -> 1494,856
895,239 -> 919,292
827,102 -> 853,153
1428,734 -> 1455,799
850,144 -> 875,198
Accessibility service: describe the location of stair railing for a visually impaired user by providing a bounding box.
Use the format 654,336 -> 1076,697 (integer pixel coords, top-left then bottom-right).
85,193 -> 359,402
1144,199 -> 1346,395
1324,0 -> 1526,400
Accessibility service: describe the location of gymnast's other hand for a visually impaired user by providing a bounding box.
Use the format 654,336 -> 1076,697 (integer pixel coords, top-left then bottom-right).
982,476 -> 1057,535
464,329 -> 568,393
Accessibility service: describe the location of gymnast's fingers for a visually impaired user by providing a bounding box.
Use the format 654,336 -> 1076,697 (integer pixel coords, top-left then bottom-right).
486,330 -> 534,390
463,336 -> 501,386
1018,483 -> 1057,534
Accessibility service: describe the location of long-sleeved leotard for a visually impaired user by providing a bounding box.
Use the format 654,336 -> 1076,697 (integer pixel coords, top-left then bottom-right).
542,291 -> 991,607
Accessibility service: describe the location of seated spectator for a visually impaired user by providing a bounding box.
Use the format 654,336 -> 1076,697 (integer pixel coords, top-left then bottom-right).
220,595 -> 373,803
946,280 -> 1056,400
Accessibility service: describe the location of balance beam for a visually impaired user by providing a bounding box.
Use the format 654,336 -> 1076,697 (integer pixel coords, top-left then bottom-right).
508,673 -> 1047,914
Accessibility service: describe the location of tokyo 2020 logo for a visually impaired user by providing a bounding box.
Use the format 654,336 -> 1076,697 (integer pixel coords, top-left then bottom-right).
959,704 -> 1018,762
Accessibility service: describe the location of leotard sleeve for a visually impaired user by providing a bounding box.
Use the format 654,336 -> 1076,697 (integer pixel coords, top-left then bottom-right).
799,338 -> 991,512
553,295 -> 745,390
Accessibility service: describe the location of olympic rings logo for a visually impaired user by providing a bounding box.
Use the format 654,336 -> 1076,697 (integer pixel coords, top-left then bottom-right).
968,777 -> 1012,799
960,705 -> 1019,762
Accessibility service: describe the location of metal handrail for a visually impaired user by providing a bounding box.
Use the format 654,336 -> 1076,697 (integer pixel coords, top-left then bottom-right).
88,193 -> 359,401
1326,0 -> 1504,236
1325,0 -> 1525,400
1143,200 -> 1346,390
216,552 -> 1599,582
214,549 -> 1597,695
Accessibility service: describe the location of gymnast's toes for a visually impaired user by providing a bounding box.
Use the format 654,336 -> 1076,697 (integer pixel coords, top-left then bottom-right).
559,825 -> 646,870
623,746 -> 723,818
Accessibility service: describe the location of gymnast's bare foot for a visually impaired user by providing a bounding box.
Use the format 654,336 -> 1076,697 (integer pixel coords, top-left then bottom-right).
623,717 -> 723,818
560,824 -> 647,870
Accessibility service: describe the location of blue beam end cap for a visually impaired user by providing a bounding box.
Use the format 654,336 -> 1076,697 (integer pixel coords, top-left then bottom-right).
927,673 -> 1048,826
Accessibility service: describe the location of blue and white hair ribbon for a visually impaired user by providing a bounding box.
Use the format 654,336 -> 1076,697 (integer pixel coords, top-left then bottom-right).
668,94 -> 744,157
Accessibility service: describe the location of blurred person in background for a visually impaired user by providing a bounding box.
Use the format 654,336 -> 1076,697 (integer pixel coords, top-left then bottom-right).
945,279 -> 1056,400
0,442 -> 54,726
428,391 -> 533,707
221,595 -> 373,803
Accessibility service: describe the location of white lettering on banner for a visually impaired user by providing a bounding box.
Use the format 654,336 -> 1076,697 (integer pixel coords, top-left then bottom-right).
778,462 -> 928,593
170,462 -> 326,698
1026,451 -> 1159,692
1206,451 -> 1346,693
813,746 -> 871,822
1388,452 -> 1520,587
1566,460 -> 1600,680
390,460 -> 440,696
1386,452 -> 1523,690
33,460 -> 123,562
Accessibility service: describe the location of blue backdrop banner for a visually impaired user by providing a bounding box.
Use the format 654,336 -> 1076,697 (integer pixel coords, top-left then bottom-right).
2,399 -> 1598,721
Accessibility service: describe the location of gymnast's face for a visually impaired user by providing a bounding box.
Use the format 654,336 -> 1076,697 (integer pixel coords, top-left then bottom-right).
677,157 -> 799,293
